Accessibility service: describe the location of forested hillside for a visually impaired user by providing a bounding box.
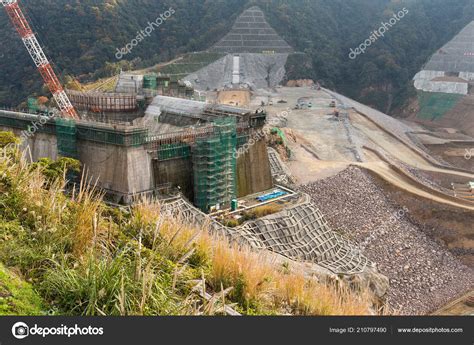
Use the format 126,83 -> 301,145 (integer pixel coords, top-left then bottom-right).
0,0 -> 473,114
267,0 -> 473,112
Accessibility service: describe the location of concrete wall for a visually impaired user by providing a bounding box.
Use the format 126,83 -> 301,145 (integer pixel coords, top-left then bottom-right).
414,80 -> 468,95
153,157 -> 193,200
0,126 -> 58,161
77,140 -> 153,204
0,118 -> 153,204
414,70 -> 469,95
152,138 -> 273,201
236,138 -> 273,197
459,72 -> 474,81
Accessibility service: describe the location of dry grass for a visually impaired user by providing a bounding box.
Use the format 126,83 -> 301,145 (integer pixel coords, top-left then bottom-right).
0,140 -> 375,316
208,237 -> 370,315
131,201 -> 374,315
68,173 -> 108,257
4,152 -> 107,258
249,204 -> 283,218
78,76 -> 119,92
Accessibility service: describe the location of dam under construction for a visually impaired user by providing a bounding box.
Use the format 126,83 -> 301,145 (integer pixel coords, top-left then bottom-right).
0,99 -> 271,211
0,3 -> 473,317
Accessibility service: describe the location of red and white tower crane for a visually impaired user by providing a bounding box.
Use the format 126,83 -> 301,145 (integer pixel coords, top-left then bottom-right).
1,0 -> 78,119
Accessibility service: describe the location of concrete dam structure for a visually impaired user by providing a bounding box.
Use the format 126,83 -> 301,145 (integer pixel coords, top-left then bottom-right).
0,95 -> 273,211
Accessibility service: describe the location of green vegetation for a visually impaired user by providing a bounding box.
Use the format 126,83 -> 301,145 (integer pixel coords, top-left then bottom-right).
267,0 -> 473,113
31,157 -> 81,181
0,0 -> 247,106
0,1 -> 472,113
221,204 -> 283,227
156,52 -> 226,80
0,263 -> 45,315
417,92 -> 463,120
0,131 -> 20,147
0,131 -> 375,316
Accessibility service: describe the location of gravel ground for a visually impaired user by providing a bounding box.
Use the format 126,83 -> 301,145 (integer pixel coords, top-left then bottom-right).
365,144 -> 451,195
299,166 -> 474,315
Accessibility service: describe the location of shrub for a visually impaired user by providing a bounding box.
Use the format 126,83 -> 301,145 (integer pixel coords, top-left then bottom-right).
31,157 -> 81,181
0,131 -> 19,148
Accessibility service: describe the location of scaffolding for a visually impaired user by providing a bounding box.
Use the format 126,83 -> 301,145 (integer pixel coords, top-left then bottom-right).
27,97 -> 39,113
0,110 -> 55,134
75,122 -> 147,147
66,90 -> 137,112
143,74 -> 158,90
157,142 -> 191,161
237,132 -> 249,148
193,118 -> 237,212
55,118 -> 78,158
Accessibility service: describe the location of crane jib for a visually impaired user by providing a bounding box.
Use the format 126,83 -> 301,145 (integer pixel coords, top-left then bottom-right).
1,0 -> 78,119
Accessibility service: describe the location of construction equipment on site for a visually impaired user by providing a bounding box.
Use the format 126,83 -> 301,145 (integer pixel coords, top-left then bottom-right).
330,100 -> 336,108
452,182 -> 474,201
1,0 -> 78,119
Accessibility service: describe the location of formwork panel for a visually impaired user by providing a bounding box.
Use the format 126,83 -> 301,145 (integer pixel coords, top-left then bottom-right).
66,90 -> 137,112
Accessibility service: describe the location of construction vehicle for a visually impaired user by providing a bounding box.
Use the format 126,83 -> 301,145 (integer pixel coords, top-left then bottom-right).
330,100 -> 336,108
1,0 -> 78,119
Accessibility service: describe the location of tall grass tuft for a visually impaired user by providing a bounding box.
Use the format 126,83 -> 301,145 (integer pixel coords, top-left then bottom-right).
68,172 -> 107,258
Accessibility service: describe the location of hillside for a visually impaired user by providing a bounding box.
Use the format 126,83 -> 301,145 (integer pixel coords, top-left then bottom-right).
0,0 -> 473,113
0,133 -> 377,316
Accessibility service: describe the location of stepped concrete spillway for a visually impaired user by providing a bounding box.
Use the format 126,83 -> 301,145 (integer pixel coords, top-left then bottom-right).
414,21 -> 474,95
424,21 -> 474,75
212,6 -> 293,54
185,6 -> 294,90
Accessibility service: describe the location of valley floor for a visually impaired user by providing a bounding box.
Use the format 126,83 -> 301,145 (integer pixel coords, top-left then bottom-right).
238,86 -> 474,314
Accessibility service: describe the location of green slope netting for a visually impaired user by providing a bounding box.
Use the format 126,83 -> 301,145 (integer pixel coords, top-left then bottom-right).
417,91 -> 463,121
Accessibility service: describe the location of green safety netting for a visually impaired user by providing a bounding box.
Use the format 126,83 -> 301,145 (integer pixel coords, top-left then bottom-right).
157,143 -> 191,161
55,118 -> 78,158
193,117 -> 237,213
417,92 -> 463,120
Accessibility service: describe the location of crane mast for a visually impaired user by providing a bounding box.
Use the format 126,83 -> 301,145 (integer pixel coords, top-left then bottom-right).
1,0 -> 78,119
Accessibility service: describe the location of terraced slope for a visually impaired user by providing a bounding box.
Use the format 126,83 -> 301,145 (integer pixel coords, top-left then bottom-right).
212,6 -> 293,54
